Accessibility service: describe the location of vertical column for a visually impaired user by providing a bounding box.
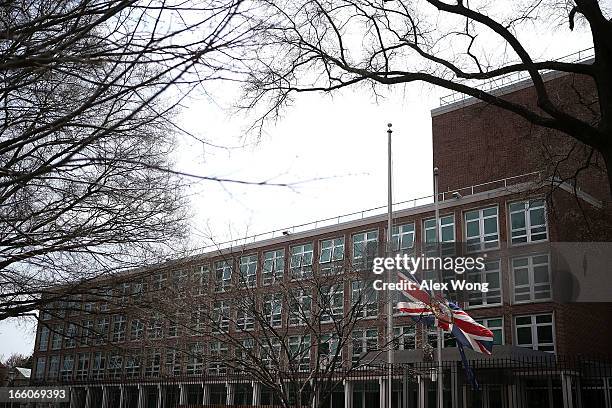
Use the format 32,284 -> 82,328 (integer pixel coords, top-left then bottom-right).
417,376 -> 428,408
561,372 -> 574,408
102,386 -> 110,408
311,382 -> 320,408
226,383 -> 236,406
137,385 -> 146,408
119,385 -> 126,408
157,384 -> 164,408
203,383 -> 211,405
85,386 -> 92,408
450,365 -> 458,408
179,384 -> 188,406
69,386 -> 77,408
344,380 -> 353,408
251,382 -> 261,406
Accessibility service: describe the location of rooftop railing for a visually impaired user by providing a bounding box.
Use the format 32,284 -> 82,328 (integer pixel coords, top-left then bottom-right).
193,171 -> 541,254
439,47 -> 594,107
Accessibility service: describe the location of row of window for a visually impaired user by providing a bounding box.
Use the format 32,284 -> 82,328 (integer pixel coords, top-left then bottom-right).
34,312 -> 554,381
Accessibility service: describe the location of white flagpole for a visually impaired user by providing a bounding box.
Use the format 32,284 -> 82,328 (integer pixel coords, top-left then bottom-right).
386,123 -> 394,408
433,167 -> 444,408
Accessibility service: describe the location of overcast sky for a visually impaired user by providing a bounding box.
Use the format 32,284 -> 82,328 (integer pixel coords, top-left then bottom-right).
0,11 -> 596,359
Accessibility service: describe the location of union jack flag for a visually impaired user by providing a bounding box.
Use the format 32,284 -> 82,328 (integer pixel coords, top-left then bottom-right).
395,271 -> 494,355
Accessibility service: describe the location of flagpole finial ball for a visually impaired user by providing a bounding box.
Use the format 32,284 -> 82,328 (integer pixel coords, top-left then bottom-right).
387,123 -> 392,128
433,167 -> 439,175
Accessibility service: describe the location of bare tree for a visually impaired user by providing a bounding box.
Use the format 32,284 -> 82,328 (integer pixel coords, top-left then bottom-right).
233,0 -> 612,193
2,353 -> 32,369
0,0 -> 259,321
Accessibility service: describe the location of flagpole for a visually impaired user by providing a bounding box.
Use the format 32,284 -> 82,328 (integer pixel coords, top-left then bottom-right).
433,167 -> 444,408
386,123 -> 394,408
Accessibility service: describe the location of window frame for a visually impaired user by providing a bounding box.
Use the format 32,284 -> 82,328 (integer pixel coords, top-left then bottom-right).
508,199 -> 549,245
262,249 -> 285,285
239,254 -> 258,288
511,253 -> 552,304
464,206 -> 500,252
514,313 -> 555,353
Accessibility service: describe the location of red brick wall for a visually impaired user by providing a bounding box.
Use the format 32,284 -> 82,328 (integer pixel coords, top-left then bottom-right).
432,73 -> 610,204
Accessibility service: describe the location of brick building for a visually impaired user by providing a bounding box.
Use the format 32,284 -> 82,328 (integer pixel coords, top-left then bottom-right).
29,61 -> 612,408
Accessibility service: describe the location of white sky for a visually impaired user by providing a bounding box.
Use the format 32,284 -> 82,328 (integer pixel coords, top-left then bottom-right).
0,6 -> 596,359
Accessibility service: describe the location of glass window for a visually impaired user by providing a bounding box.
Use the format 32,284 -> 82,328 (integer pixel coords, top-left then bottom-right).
47,356 -> 60,380
424,215 -> 455,256
475,317 -> 504,345
147,313 -> 163,339
288,335 -> 311,372
186,343 -> 204,375
352,231 -> 379,269
290,243 -> 313,279
92,352 -> 106,379
165,349 -> 181,376
392,223 -> 415,252
35,357 -> 46,380
209,341 -> 228,375
320,238 -> 345,274
515,314 -> 554,352
351,280 -> 377,318
467,260 -> 502,307
239,255 -> 258,287
352,329 -> 378,365
38,326 -> 49,351
509,200 -> 548,244
51,324 -> 63,350
465,207 -> 499,251
65,323 -> 78,348
263,294 -> 282,328
263,249 -> 284,285
76,353 -> 90,380
145,350 -> 161,377
95,318 -> 109,345
212,301 -> 230,333
236,298 -> 255,331
107,353 -> 123,379
111,315 -> 126,342
319,334 -> 341,369
320,284 -> 344,323
214,260 -> 232,292
194,265 -> 209,295
393,326 -> 416,350
60,355 -> 74,381
289,290 -> 312,326
512,254 -> 551,303
260,338 -> 281,369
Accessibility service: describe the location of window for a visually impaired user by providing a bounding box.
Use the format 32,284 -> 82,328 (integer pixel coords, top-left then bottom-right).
320,285 -> 343,323
320,238 -> 345,274
65,323 -> 78,348
512,254 -> 551,303
214,260 -> 232,292
424,215 -> 455,255
261,338 -> 281,369
288,335 -> 311,372
353,231 -> 379,269
213,301 -> 230,333
130,319 -> 144,341
263,294 -> 282,328
132,279 -> 144,302
171,270 -> 188,297
168,313 -> 180,338
120,282 -> 131,304
319,334 -> 341,368
81,320 -> 93,346
474,317 -> 504,345
209,341 -> 228,375
509,200 -> 547,244
351,280 -> 377,318
35,357 -> 46,380
352,329 -> 378,365
289,290 -> 312,326
76,353 -> 90,380
239,255 -> 258,287
194,265 -> 209,295
236,338 -> 254,372
263,249 -> 284,285
111,315 -> 127,342
38,326 -> 49,351
152,272 -> 166,290
47,356 -> 60,380
165,349 -> 181,376
188,305 -> 206,333
465,207 -> 499,251
290,243 -> 313,279
51,324 -> 63,350
144,350 -> 161,377
186,343 -> 204,375
515,314 -> 554,352
61,355 -> 74,381
392,223 -> 415,252
107,353 -> 123,379
92,352 -> 106,379
467,260 -> 502,307
148,313 -> 163,339
236,301 -> 255,331
393,326 -> 416,350
95,318 -> 109,345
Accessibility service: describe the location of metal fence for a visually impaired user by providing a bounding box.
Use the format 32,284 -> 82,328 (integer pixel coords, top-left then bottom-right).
9,355 -> 612,408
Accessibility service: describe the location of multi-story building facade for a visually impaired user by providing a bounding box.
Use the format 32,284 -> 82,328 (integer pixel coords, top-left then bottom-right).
29,59 -> 611,408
